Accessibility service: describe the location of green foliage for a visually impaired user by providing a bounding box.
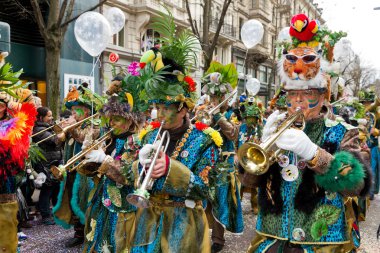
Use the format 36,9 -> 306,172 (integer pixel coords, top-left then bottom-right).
150,7 -> 199,71
28,143 -> 47,164
121,74 -> 150,113
79,86 -> 107,112
0,63 -> 28,99
206,61 -> 238,88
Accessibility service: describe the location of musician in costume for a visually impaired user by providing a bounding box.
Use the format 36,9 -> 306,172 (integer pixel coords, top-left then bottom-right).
81,74 -> 148,253
243,14 -> 371,252
0,60 -> 37,251
121,10 -> 222,253
200,61 -> 244,252
52,86 -> 102,247
237,95 -> 264,215
362,91 -> 380,200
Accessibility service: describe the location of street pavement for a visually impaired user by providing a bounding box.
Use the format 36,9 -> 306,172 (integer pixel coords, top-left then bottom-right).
20,194 -> 380,253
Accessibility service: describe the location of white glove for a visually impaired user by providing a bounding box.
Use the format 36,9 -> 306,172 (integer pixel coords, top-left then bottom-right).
82,134 -> 93,150
262,110 -> 287,142
34,173 -> 47,188
84,147 -> 106,164
139,142 -> 159,166
275,128 -> 318,161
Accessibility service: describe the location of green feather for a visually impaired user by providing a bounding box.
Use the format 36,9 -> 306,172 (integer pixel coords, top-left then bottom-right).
315,151 -> 365,192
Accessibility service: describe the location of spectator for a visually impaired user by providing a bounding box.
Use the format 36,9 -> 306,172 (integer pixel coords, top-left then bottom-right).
32,107 -> 64,225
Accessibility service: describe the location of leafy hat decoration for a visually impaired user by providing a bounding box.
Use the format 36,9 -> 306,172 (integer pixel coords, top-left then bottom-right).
202,61 -> 238,96
138,8 -> 200,110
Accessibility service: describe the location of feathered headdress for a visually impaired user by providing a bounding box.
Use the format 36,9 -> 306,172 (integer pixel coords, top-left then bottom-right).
100,69 -> 148,128
64,85 -> 106,113
138,8 -> 200,110
0,61 -> 37,184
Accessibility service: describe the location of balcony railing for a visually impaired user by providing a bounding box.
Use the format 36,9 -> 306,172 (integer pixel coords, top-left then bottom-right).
210,17 -> 236,38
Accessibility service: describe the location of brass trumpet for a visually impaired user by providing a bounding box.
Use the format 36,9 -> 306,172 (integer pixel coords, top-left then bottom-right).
127,121 -> 170,208
34,113 -> 99,145
238,109 -> 305,175
191,90 -> 237,125
50,128 -> 113,180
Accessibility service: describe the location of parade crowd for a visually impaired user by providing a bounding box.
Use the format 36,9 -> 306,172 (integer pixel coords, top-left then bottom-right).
0,11 -> 379,253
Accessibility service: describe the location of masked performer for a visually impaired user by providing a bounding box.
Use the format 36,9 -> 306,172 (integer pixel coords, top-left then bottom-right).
237,96 -> 264,215
82,74 -> 147,253
243,14 -> 371,253
199,61 -> 244,252
123,10 -> 222,253
52,86 -> 102,247
0,61 -> 37,252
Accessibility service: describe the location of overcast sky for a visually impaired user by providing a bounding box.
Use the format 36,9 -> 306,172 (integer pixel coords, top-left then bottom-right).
314,0 -> 380,71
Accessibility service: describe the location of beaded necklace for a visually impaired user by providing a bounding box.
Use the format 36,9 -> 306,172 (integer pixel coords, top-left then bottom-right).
171,126 -> 193,159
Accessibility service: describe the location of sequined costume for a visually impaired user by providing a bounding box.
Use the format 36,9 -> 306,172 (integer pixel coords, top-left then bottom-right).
208,109 -> 244,237
129,122 -> 220,253
53,122 -> 99,231
83,133 -> 140,253
247,117 -> 368,252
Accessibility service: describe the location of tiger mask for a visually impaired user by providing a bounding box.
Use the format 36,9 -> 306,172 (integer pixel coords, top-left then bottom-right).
278,47 -> 327,90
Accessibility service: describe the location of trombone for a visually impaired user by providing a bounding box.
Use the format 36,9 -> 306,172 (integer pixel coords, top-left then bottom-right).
50,128 -> 113,180
238,108 -> 304,175
191,90 -> 237,125
33,113 -> 99,145
31,120 -> 66,138
127,121 -> 170,208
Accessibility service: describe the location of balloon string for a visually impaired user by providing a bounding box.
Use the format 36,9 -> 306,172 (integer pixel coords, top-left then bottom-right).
89,56 -> 100,134
241,49 -> 249,95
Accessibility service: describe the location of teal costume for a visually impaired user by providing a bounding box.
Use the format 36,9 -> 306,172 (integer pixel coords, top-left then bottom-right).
130,124 -> 220,253
83,133 -> 140,253
248,117 -> 367,252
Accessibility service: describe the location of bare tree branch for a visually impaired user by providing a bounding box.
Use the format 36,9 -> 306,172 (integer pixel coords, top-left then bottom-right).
57,0 -> 69,26
61,0 -> 75,35
185,0 -> 200,39
30,0 -> 47,39
209,0 -> 232,60
60,0 -> 108,28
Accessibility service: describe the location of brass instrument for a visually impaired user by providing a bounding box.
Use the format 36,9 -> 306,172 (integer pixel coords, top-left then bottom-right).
191,90 -> 237,125
34,113 -> 99,145
127,121 -> 170,208
50,128 -> 113,180
31,120 -> 65,138
238,109 -> 305,175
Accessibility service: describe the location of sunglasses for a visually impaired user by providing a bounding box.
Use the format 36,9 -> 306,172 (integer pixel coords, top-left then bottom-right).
285,54 -> 319,63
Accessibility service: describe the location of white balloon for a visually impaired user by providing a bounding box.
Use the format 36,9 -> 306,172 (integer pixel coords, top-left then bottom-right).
74,11 -> 112,57
246,78 -> 261,96
240,20 -> 264,49
278,27 -> 291,42
104,7 -> 125,35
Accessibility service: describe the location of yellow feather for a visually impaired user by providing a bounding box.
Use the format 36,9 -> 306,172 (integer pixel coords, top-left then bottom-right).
125,92 -> 134,110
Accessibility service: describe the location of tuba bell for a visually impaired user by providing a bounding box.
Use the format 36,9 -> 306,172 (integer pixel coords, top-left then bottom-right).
238,108 -> 304,175
126,121 -> 170,208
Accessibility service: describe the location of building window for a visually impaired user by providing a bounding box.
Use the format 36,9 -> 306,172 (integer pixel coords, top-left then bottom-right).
113,25 -> 125,47
259,65 -> 267,83
141,29 -> 160,53
236,57 -> 245,74
239,18 -> 244,40
261,25 -> 267,46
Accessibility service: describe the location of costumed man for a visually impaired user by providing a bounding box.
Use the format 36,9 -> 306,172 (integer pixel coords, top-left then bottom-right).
0,53 -> 37,251
244,14 -> 371,252
52,86 -> 102,247
237,95 -> 265,215
200,61 -> 244,253
81,71 -> 148,253
125,10 -> 222,253
362,91 -> 380,200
